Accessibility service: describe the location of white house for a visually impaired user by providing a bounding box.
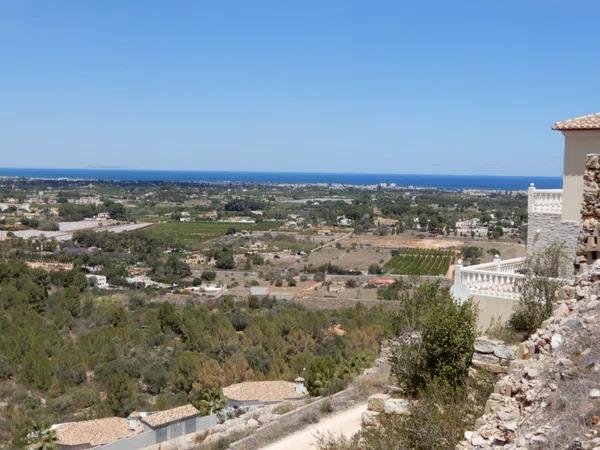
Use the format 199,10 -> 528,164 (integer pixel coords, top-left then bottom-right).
451,112 -> 600,327
86,274 -> 109,289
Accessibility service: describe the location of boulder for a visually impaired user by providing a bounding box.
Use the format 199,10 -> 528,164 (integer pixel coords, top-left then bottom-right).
246,418 -> 259,428
257,413 -> 277,425
589,389 -> 600,399
551,334 -> 564,350
564,318 -> 583,330
493,344 -> 515,360
383,398 -> 410,415
361,410 -> 379,426
518,341 -> 535,359
554,303 -> 570,318
474,338 -> 496,354
368,393 -> 390,412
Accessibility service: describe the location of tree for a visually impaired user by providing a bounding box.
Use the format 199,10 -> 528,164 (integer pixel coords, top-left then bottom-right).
306,356 -> 337,396
27,421 -> 58,450
462,246 -> 482,265
368,264 -> 383,275
190,387 -> 226,415
105,371 -> 137,416
420,299 -> 476,389
391,284 -> 477,393
201,271 -> 216,282
21,342 -> 53,390
215,253 -> 234,270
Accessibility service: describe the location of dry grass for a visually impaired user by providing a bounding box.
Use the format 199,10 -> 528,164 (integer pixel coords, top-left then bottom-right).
273,401 -> 297,415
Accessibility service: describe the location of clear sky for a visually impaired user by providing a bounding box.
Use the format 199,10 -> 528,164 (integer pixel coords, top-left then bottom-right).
2,1 -> 600,176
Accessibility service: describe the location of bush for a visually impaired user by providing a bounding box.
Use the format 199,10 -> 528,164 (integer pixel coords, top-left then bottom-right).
391,284 -> 476,394
201,271 -> 217,281
421,299 -> 476,389
509,244 -> 566,336
368,264 -> 383,274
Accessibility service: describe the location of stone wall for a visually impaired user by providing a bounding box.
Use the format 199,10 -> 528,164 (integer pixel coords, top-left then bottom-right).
576,153 -> 600,272
526,212 -> 579,274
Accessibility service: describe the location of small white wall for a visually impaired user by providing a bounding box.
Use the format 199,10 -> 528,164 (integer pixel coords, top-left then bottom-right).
473,295 -> 517,331
562,131 -> 600,221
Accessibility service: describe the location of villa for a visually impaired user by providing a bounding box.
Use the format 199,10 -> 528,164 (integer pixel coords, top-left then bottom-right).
451,112 -> 600,327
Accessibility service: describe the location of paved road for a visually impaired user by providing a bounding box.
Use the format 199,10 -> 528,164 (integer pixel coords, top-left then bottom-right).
261,402 -> 367,450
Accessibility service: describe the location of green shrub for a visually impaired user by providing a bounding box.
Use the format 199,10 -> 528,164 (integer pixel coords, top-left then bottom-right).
509,243 -> 566,336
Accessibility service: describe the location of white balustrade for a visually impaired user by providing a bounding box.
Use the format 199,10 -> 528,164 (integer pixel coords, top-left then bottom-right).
528,184 -> 562,215
451,257 -> 526,302
451,256 -> 565,302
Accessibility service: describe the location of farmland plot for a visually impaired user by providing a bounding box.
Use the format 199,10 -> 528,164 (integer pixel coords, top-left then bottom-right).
384,247 -> 453,276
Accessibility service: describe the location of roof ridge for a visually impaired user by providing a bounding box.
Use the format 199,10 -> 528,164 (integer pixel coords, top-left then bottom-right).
553,112 -> 600,130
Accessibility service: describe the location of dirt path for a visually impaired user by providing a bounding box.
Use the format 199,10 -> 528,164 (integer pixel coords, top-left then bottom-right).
261,402 -> 367,450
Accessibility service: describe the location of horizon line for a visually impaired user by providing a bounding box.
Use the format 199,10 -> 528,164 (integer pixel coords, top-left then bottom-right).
0,166 -> 563,179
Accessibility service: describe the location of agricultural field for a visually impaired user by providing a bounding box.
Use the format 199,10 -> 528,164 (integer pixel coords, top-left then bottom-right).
144,221 -> 280,249
384,247 -> 454,276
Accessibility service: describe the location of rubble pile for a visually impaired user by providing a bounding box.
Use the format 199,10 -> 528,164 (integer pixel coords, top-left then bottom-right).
459,272 -> 600,449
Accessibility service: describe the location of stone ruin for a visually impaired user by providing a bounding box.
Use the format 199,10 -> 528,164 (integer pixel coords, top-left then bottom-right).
577,154 -> 600,272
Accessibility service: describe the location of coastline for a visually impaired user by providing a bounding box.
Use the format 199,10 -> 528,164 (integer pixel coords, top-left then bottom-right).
0,167 -> 562,191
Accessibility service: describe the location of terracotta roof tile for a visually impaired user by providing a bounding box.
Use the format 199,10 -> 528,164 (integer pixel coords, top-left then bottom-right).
55,417 -> 140,447
223,380 -> 307,402
552,113 -> 600,130
142,404 -> 199,428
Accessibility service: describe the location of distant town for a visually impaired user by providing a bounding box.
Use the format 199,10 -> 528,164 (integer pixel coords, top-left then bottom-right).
0,174 -> 529,448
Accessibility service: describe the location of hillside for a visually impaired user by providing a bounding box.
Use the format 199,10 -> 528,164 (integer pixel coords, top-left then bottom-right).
460,269 -> 600,449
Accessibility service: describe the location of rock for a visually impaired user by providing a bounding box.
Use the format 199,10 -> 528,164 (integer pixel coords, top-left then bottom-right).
586,354 -> 600,368
493,344 -> 515,360
497,406 -> 520,421
475,338 -> 496,354
383,398 -> 410,415
555,303 -> 570,318
551,334 -> 564,349
246,418 -> 259,428
590,389 -> 600,399
518,341 -> 535,359
368,393 -> 390,412
471,432 -> 488,446
526,367 -> 539,379
257,413 -> 277,425
564,318 -> 583,329
361,410 -> 379,426
531,435 -> 547,445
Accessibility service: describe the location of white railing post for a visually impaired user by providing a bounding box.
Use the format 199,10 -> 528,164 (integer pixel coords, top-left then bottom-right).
450,259 -> 467,304
528,183 -> 536,214
493,254 -> 501,271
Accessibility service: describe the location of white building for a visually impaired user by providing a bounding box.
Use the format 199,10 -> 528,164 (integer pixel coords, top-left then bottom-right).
452,112 -> 600,327
86,274 -> 109,289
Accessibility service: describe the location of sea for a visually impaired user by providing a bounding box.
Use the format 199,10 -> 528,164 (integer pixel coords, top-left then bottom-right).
0,168 -> 562,191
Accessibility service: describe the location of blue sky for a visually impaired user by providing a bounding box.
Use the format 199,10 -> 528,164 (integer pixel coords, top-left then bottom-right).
1,1 -> 600,176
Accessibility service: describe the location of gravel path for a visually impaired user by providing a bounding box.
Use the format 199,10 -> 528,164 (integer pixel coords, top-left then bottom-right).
261,402 -> 367,450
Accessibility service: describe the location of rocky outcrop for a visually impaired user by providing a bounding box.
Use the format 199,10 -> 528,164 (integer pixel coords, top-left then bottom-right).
458,271 -> 600,449
577,154 -> 600,272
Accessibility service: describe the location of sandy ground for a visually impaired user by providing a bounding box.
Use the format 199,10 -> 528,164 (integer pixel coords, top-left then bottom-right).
345,234 -> 464,249
261,402 -> 367,450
